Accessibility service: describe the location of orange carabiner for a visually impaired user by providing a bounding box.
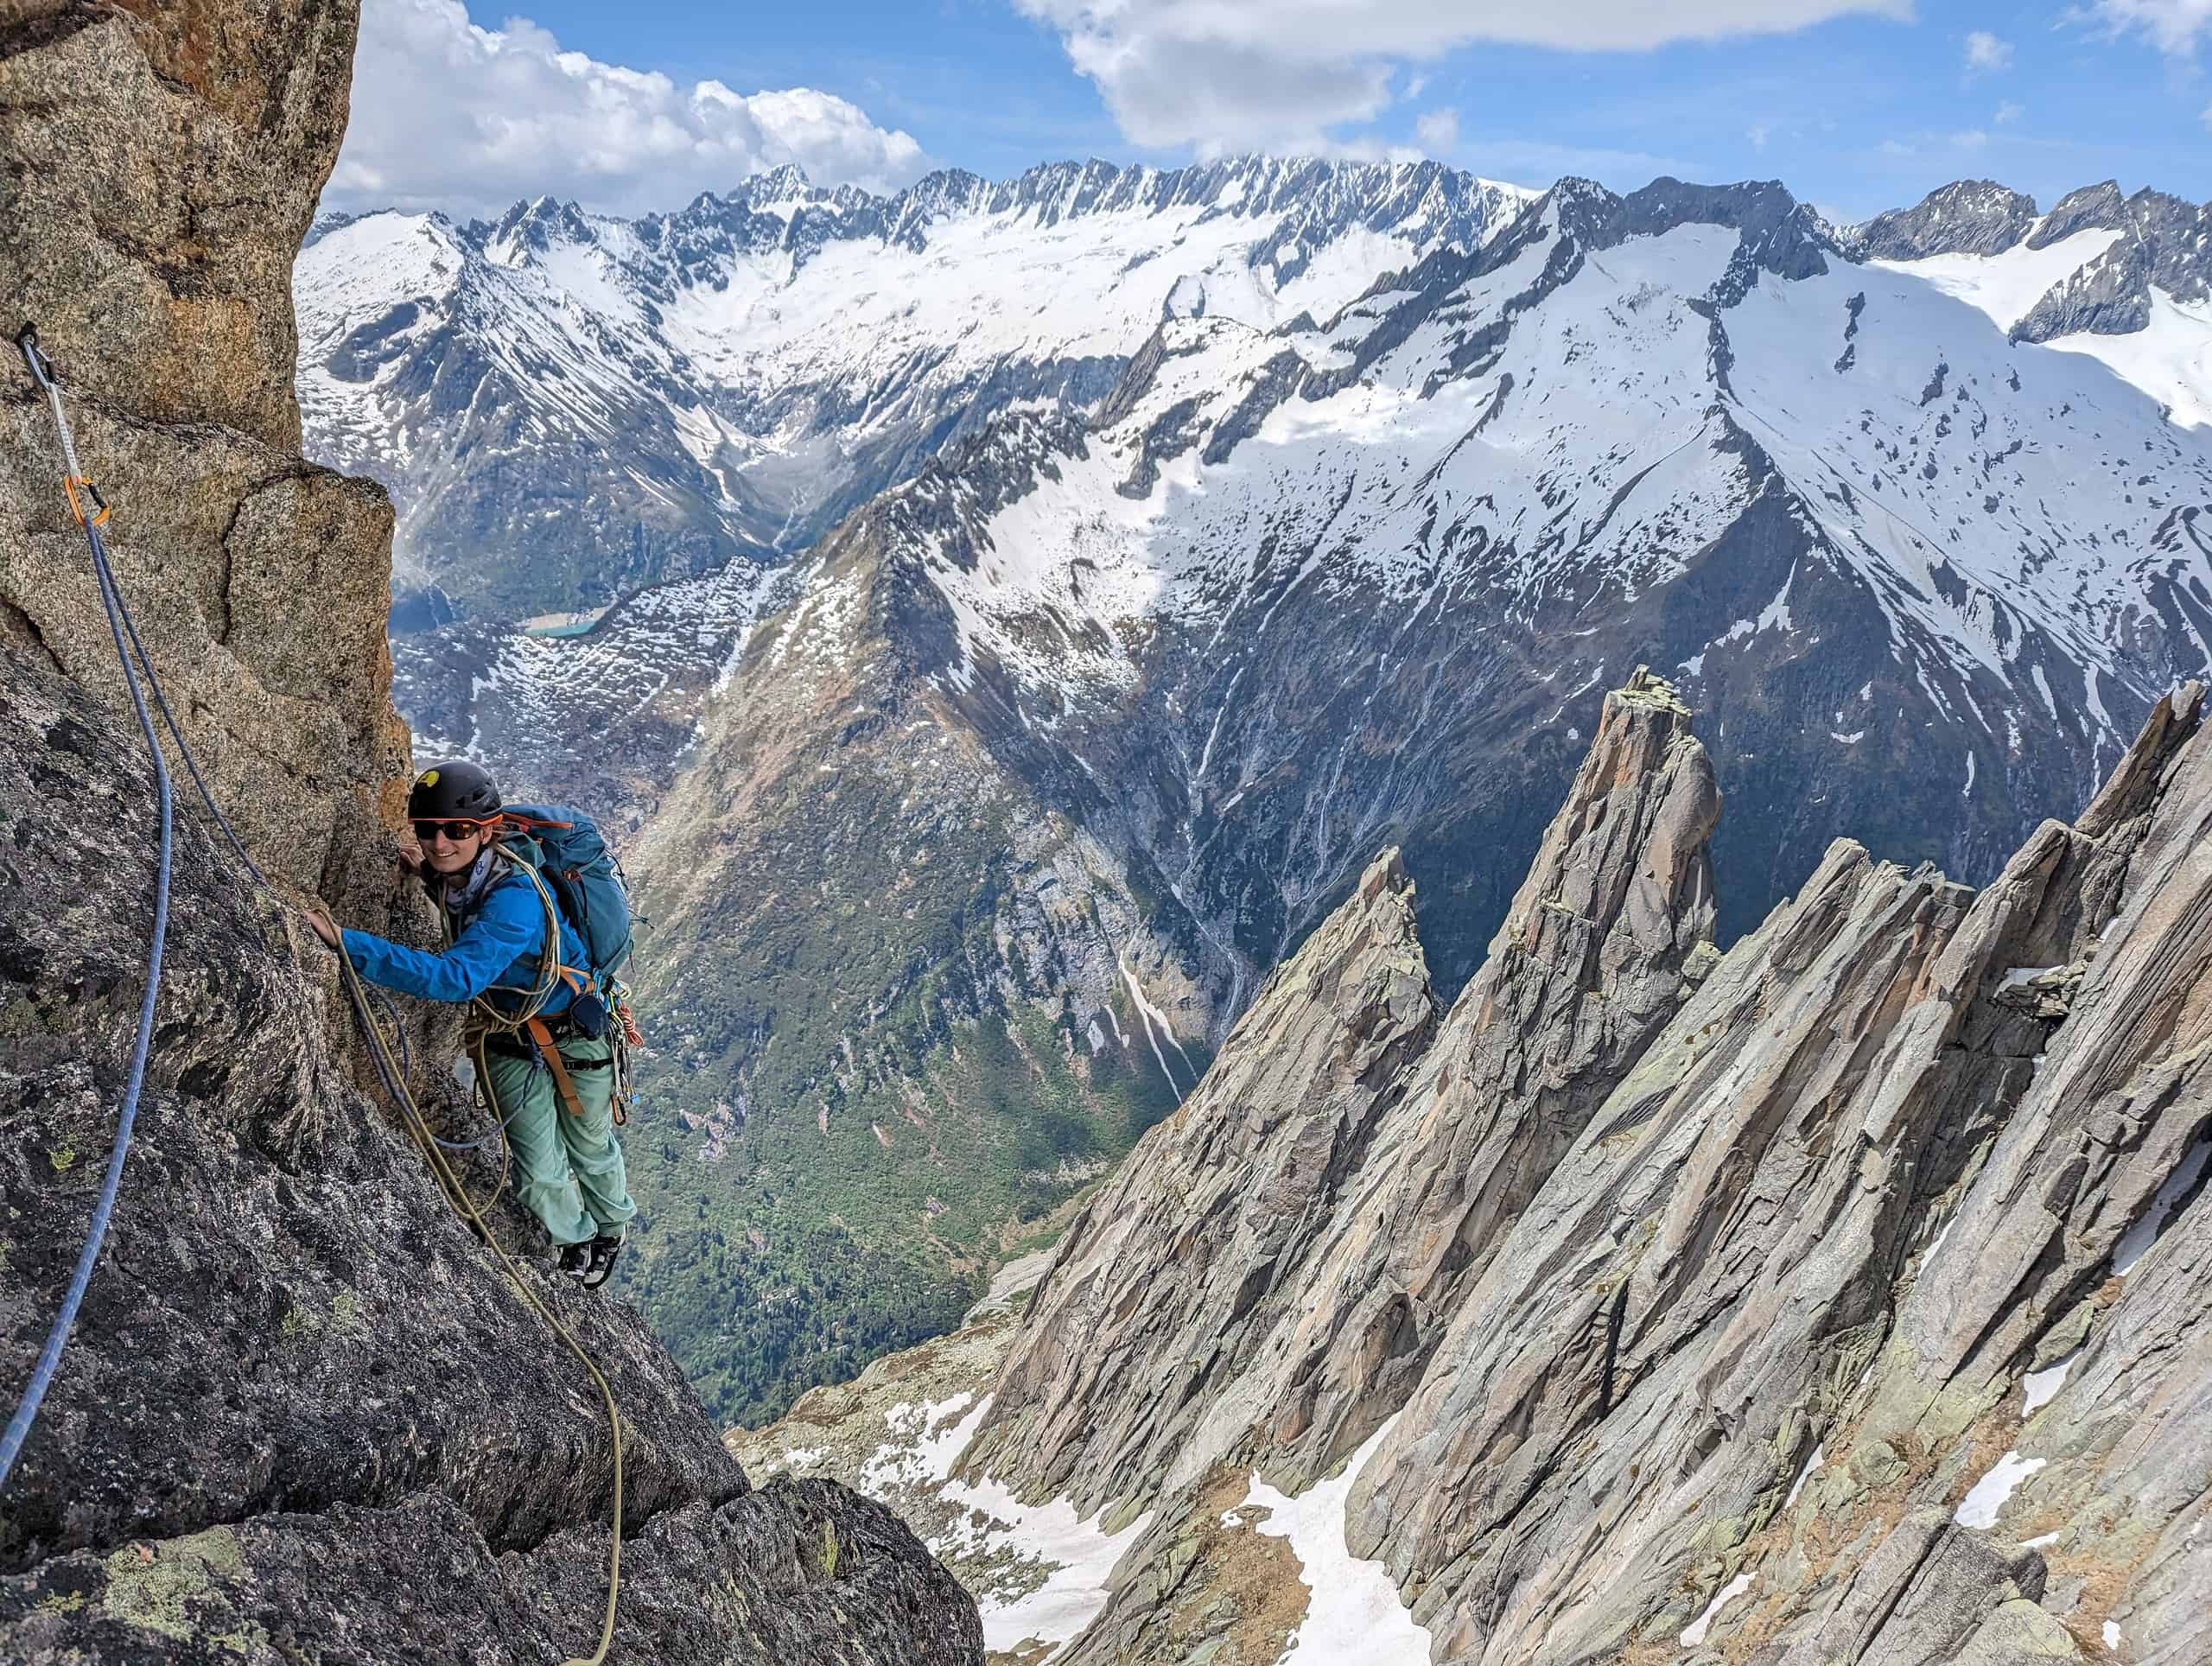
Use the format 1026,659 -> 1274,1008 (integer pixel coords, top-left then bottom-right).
61,475 -> 109,528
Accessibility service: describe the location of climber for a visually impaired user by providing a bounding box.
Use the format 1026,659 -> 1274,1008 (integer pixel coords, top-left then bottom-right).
306,760 -> 634,1287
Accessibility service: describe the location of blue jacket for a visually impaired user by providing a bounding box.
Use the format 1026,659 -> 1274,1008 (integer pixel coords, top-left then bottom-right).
341,865 -> 591,1016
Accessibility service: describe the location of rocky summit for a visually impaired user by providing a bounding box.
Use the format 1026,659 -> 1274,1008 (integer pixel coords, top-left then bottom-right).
0,5 -> 979,1663
739,668 -> 2212,1663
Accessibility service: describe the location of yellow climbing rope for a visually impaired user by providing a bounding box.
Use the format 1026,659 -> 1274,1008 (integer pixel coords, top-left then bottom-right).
334,940 -> 625,1666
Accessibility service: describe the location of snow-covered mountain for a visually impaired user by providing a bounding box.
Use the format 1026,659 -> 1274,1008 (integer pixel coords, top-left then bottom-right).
296,157 -> 1533,621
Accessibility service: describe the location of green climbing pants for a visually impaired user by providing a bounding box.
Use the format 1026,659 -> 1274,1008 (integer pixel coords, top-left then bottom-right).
482,1033 -> 636,1247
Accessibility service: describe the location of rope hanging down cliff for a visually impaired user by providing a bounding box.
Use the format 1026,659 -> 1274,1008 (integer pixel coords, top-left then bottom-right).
1,327 -> 625,1666
0,326 -> 175,1493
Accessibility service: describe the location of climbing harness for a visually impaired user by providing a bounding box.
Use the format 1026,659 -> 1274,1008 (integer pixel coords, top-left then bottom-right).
0,327 -> 174,1493
2,327 -> 625,1665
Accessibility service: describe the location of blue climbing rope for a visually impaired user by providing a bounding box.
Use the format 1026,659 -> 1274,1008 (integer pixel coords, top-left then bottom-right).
0,327 -> 175,1491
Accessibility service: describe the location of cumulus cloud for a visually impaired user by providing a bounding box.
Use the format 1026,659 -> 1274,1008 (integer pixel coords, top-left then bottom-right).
1014,0 -> 1913,152
327,0 -> 931,218
2074,0 -> 2212,54
1994,99 -> 2025,122
1416,107 -> 1463,153
1963,29 -> 2013,72
1747,122 -> 1772,149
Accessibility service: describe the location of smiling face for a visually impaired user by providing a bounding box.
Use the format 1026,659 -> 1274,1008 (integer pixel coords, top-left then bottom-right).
413,818 -> 491,875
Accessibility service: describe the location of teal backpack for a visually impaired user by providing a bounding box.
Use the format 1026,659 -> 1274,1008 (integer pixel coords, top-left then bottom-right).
501,803 -> 635,987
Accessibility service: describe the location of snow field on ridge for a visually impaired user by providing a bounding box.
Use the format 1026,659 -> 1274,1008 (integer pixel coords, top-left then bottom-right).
1871,230 -> 2124,333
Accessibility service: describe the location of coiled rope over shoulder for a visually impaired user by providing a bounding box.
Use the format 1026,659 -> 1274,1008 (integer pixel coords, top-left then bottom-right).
0,325 -> 174,1492
2,326 -> 623,1666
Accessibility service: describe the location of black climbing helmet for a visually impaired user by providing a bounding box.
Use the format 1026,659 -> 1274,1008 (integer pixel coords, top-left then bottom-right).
408,759 -> 502,823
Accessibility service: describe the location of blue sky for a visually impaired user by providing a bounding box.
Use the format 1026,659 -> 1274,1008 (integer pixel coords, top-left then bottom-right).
334,1 -> 2209,224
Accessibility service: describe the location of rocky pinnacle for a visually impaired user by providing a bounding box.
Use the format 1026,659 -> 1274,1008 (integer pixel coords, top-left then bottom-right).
957,670 -> 2212,1662
974,670 -> 1721,1529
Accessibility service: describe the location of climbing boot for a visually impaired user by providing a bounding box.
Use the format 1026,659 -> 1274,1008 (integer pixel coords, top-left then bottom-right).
580,1234 -> 624,1290
557,1241 -> 593,1281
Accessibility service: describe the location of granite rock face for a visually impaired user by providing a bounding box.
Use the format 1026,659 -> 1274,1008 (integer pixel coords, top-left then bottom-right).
946,674 -> 2211,1663
0,0 -> 410,918
0,0 -> 350,448
969,842 -> 1443,1521
0,3 -> 983,1661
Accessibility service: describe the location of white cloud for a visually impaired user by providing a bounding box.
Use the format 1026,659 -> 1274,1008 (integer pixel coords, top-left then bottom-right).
2075,0 -> 2212,55
1963,29 -> 2014,72
1747,122 -> 1772,149
1954,127 -> 1989,148
1014,0 -> 1915,153
1994,99 -> 2025,122
1416,107 -> 1463,153
327,0 -> 931,218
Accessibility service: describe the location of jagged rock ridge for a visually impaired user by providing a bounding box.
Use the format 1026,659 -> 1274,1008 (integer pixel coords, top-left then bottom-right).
0,4 -> 980,1661
902,670 -> 2212,1662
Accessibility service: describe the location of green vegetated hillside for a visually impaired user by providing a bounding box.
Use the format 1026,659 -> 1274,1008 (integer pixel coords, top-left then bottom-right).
608,519 -> 1208,1429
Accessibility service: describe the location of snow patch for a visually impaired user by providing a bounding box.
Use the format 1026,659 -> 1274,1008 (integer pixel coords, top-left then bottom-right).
2022,1350 -> 2079,1415
1784,1443 -> 1825,1508
1244,1416 -> 1433,1664
1681,1570 -> 1754,1646
865,1392 -> 1151,1659
1955,1451 -> 2046,1529
2113,1133 -> 2212,1276
1119,958 -> 1194,1101
860,1393 -> 983,1494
